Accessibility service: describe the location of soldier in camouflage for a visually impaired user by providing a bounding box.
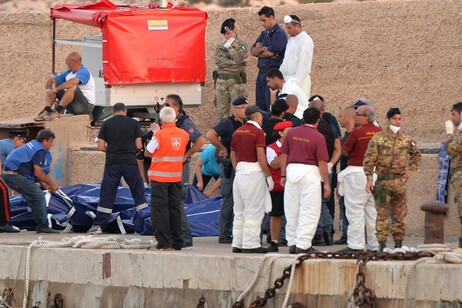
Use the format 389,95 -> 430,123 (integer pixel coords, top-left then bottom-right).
363,108 -> 421,251
214,18 -> 248,120
444,101 -> 462,248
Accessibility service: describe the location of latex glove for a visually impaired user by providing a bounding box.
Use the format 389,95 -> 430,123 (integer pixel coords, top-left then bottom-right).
266,176 -> 274,191
327,162 -> 333,174
223,37 -> 236,49
445,120 -> 455,135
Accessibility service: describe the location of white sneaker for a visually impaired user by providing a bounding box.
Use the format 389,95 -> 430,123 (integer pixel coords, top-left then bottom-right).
87,225 -> 103,235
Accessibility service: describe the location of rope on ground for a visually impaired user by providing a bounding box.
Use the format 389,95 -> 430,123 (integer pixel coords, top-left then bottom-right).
417,243 -> 452,254
281,254 -> 304,308
403,257 -> 432,308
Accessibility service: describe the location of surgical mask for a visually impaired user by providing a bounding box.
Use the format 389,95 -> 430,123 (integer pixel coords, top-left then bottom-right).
389,125 -> 400,134
458,123 -> 462,131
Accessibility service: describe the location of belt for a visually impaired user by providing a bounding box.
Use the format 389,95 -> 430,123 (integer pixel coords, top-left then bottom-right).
3,170 -> 17,175
217,72 -> 242,80
377,174 -> 402,181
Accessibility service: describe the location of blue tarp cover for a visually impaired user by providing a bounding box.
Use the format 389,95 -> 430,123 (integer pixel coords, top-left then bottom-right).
9,183 -> 221,237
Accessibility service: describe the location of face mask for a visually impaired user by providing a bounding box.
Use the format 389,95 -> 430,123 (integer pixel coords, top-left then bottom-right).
389,125 -> 401,134
458,123 -> 462,131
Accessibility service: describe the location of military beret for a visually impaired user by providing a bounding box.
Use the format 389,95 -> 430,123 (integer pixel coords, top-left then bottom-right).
386,107 -> 401,119
274,121 -> 292,131
232,97 -> 248,106
221,18 -> 235,34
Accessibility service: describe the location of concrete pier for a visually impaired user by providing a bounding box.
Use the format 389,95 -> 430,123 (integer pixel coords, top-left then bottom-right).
0,233 -> 460,308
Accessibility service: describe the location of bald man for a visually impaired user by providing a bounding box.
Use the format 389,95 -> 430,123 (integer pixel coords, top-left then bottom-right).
35,51 -> 95,121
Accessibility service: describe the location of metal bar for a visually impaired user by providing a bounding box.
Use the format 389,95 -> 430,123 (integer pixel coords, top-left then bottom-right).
52,18 -> 56,74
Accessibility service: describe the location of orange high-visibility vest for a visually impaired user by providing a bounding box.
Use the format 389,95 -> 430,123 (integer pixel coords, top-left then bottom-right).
148,123 -> 189,182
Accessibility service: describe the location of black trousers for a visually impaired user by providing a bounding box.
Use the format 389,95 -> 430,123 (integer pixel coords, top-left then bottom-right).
151,181 -> 182,249
0,178 -> 10,225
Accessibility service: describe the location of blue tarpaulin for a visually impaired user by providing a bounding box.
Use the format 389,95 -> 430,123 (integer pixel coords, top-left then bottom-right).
9,183 -> 222,236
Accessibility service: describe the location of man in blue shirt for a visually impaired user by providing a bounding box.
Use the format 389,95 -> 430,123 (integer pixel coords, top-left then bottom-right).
2,129 -> 59,233
193,145 -> 221,195
251,6 -> 288,113
0,130 -> 28,163
166,94 -> 206,248
0,129 -> 28,232
35,51 -> 95,121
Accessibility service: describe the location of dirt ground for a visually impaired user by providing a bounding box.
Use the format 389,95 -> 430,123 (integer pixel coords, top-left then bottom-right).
0,0 -> 461,144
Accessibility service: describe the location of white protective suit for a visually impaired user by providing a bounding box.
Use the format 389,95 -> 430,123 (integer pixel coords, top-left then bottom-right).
232,162 -> 272,249
284,163 -> 322,250
338,166 -> 379,250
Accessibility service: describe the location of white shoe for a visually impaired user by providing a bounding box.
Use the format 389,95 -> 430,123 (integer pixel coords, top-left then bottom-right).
87,225 -> 103,235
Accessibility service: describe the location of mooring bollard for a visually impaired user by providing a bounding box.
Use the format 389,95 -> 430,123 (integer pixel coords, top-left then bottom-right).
420,202 -> 449,244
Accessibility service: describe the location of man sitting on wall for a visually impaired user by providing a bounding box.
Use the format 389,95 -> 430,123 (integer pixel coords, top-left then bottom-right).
35,51 -> 95,121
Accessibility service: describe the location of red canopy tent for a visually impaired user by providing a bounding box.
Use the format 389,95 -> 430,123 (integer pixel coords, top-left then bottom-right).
50,0 -> 207,86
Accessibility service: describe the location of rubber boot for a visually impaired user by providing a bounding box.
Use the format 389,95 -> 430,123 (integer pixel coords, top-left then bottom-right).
394,240 -> 402,248
379,241 -> 386,252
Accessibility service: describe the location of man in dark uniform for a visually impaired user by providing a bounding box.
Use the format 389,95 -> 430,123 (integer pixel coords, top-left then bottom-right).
207,97 -> 248,244
3,129 -> 59,233
89,103 -> 148,234
309,98 -> 340,246
250,6 -> 287,112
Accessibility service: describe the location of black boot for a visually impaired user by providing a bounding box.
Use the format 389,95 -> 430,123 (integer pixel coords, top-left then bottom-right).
459,238 -> 462,248
323,231 -> 333,246
312,233 -> 325,246
379,241 -> 386,252
394,240 -> 402,248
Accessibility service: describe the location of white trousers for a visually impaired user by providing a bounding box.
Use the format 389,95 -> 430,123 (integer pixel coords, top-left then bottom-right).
232,170 -> 270,249
300,74 -> 311,98
341,167 -> 379,250
284,164 -> 321,250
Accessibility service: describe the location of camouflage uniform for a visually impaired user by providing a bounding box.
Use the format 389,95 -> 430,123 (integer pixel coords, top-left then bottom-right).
363,128 -> 421,242
214,38 -> 248,119
445,130 -> 462,238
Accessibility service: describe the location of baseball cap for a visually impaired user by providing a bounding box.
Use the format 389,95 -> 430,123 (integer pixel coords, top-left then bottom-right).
9,129 -> 28,142
308,95 -> 324,102
245,105 -> 262,117
352,98 -> 373,109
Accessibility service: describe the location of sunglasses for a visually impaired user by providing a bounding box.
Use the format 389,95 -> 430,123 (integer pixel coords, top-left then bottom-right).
163,103 -> 170,107
283,15 -> 301,25
356,113 -> 366,116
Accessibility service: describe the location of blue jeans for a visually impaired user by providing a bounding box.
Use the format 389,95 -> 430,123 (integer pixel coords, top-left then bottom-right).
2,173 -> 48,229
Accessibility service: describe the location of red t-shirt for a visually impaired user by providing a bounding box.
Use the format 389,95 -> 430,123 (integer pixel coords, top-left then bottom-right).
342,122 -> 382,166
231,122 -> 266,163
281,125 -> 329,165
